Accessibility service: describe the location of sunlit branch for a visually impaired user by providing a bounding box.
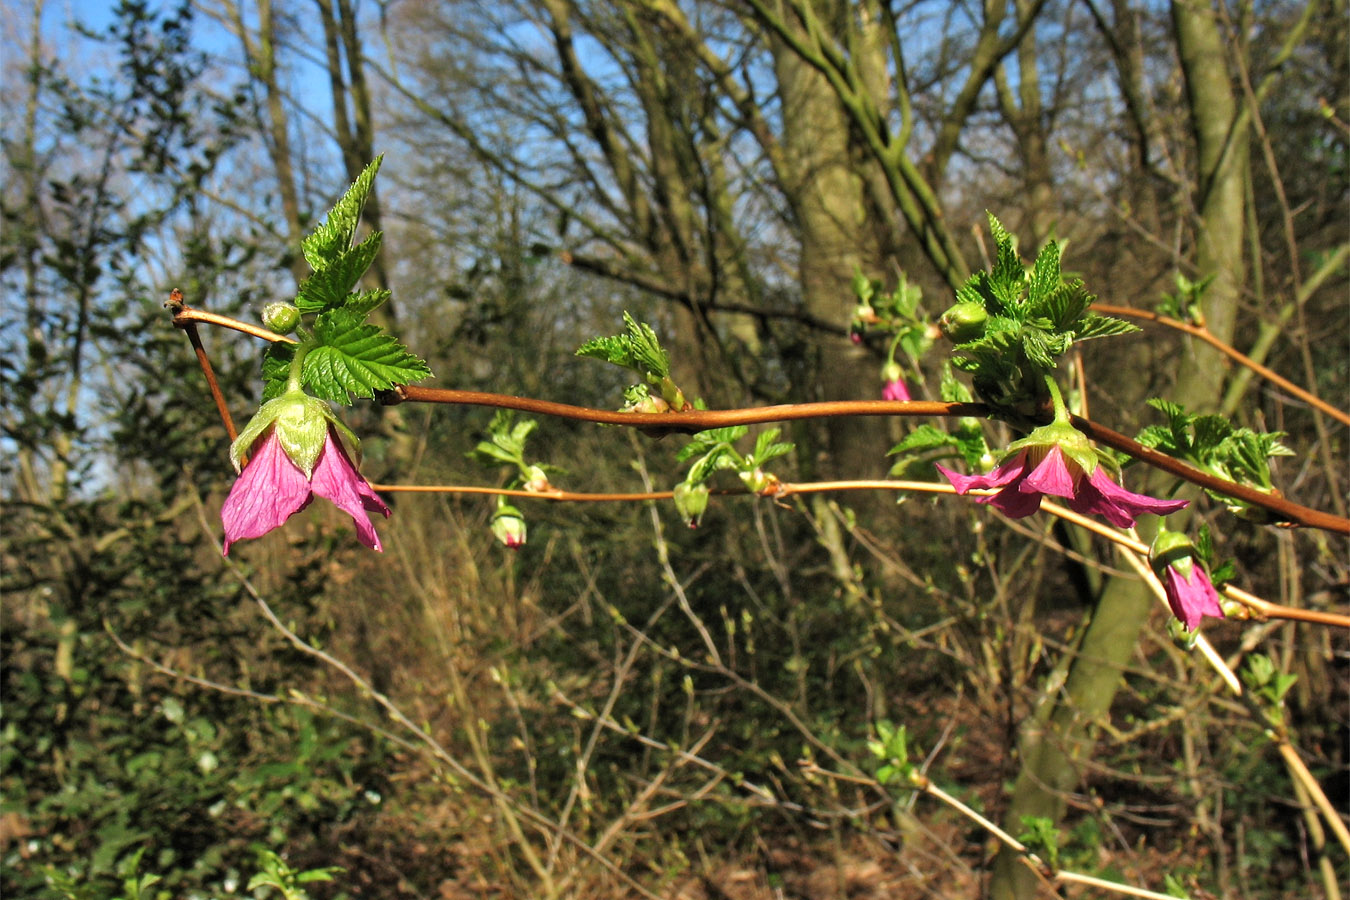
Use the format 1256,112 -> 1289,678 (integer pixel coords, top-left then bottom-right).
169,299 -> 1350,534
1095,303 -> 1350,428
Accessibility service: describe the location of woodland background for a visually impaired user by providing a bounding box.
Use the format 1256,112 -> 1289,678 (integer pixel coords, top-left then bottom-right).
1,0 -> 1346,897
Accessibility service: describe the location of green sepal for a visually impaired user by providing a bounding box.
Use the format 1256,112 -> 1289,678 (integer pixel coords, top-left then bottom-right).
229,390 -> 335,477
1149,528 -> 1196,579
1007,420 -> 1098,475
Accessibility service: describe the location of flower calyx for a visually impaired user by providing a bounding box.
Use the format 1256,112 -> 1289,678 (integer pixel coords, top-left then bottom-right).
230,388 -> 361,478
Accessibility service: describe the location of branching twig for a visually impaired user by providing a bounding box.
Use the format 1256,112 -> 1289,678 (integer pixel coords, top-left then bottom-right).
168,299 -> 1350,533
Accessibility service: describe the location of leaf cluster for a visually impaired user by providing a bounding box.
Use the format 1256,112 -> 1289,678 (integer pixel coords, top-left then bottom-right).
1136,399 -> 1293,501
576,313 -> 686,410
950,215 -> 1137,414
677,426 -> 793,491
261,157 -> 431,404
887,366 -> 989,478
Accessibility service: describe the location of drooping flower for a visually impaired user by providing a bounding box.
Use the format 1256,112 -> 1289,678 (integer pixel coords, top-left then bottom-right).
221,390 -> 388,554
881,361 -> 910,402
882,378 -> 910,402
936,422 -> 1188,527
1151,531 -> 1225,631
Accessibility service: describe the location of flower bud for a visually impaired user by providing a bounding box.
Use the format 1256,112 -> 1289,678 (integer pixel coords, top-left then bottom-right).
938,301 -> 987,342
673,482 -> 709,529
491,504 -> 527,549
262,302 -> 300,335
522,465 -> 551,493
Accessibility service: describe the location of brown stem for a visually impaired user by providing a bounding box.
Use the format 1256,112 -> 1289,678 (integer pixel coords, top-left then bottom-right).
167,300 -> 1350,534
1095,303 -> 1350,427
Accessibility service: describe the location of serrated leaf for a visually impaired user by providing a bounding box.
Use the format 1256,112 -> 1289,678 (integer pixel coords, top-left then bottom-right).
955,427 -> 989,468
301,156 -> 382,269
688,445 -> 743,483
1192,414 -> 1234,450
260,343 -> 294,402
1072,314 -> 1139,341
1028,240 -> 1060,307
1195,524 -> 1213,564
295,232 -> 383,312
677,426 -> 749,462
751,429 -> 794,465
1043,282 -> 1092,329
888,424 -> 956,456
1134,424 -> 1177,453
988,214 -> 1023,295
623,312 -> 670,379
939,364 -> 974,403
575,334 -> 635,368
303,310 -> 432,403
346,288 -> 392,317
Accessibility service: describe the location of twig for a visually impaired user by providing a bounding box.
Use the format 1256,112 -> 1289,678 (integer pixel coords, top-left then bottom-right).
169,299 -> 1350,533
1095,304 -> 1350,428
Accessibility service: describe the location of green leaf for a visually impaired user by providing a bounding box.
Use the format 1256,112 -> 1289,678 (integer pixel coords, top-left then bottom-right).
677,426 -> 748,462
1072,314 -> 1139,341
345,288 -> 392,317
301,156 -> 383,269
575,334 -> 634,368
988,214 -> 1024,298
939,364 -> 974,403
261,343 -> 295,402
750,428 -> 794,465
295,232 -> 383,312
888,424 -> 955,456
1043,282 -> 1093,329
623,312 -> 671,379
304,310 -> 432,403
1028,240 -> 1060,307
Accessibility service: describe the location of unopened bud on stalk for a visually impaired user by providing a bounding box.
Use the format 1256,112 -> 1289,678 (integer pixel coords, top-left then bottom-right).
491,503 -> 527,549
938,301 -> 987,342
262,302 -> 300,335
673,481 -> 709,528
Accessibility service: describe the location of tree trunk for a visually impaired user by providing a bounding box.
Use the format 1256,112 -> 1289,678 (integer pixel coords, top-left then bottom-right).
989,3 -> 1248,897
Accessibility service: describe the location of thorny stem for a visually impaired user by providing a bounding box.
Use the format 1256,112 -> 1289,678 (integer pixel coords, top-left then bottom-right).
168,298 -> 1350,535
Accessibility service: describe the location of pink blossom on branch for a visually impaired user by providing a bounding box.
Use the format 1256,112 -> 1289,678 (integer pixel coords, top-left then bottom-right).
1161,563 -> 1224,631
882,377 -> 911,402
221,427 -> 389,555
1150,530 -> 1226,631
936,425 -> 1188,528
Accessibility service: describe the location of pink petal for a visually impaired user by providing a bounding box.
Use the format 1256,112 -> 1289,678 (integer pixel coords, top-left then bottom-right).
1070,467 -> 1189,527
221,431 -> 313,555
309,429 -> 389,551
987,484 -> 1044,518
1020,445 -> 1077,499
1164,565 -> 1224,630
936,451 -> 1028,495
882,379 -> 911,402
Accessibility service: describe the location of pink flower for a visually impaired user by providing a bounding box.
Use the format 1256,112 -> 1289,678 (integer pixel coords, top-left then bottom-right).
937,442 -> 1188,527
882,377 -> 911,402
221,427 -> 389,555
1161,563 -> 1224,631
